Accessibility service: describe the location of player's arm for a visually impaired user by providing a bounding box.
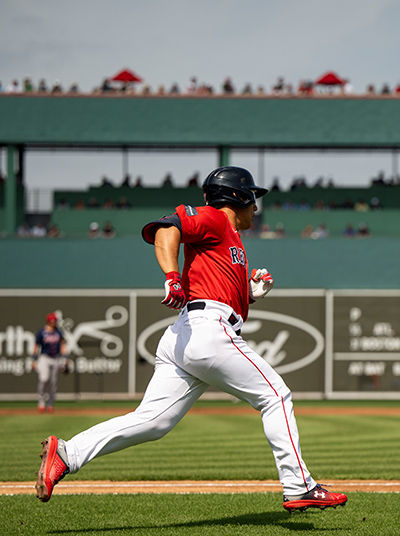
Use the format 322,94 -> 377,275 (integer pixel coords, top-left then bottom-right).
154,226 -> 187,310
31,342 -> 40,371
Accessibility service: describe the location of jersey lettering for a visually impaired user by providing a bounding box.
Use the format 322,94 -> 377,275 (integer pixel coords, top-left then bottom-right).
229,246 -> 245,266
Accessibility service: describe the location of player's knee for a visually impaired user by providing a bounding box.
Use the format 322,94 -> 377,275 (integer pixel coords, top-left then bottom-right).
148,416 -> 175,441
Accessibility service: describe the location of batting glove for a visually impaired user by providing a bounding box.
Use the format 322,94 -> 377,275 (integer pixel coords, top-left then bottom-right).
162,271 -> 187,310
249,268 -> 274,300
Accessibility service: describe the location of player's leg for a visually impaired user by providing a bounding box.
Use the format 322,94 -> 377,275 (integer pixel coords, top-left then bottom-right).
65,359 -> 207,473
47,359 -> 59,410
179,314 -> 316,496
36,355 -> 50,411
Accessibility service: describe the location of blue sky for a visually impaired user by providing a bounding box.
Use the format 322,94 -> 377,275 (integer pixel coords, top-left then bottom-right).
1,0 -> 399,201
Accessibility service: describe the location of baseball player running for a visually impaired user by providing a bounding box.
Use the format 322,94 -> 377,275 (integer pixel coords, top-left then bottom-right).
31,312 -> 69,413
35,166 -> 347,512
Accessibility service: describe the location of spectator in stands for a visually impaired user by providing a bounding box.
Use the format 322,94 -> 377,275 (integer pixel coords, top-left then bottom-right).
169,83 -> 180,95
100,78 -> 113,92
74,199 -> 86,210
314,200 -> 325,210
260,224 -> 277,239
87,197 -> 100,208
274,222 -> 286,238
241,83 -> 253,96
342,198 -> 354,210
38,79 -> 48,92
102,221 -> 116,238
381,84 -> 391,95
222,77 -> 235,94
47,224 -> 60,238
68,83 -> 79,93
101,175 -> 113,187
31,223 -> 47,237
297,80 -> 314,95
369,196 -> 381,210
354,199 -> 369,212
256,85 -> 266,96
17,222 -> 31,237
134,176 -> 143,187
187,172 -> 199,187
51,80 -> 63,93
103,198 -> 115,209
121,174 -> 131,187
298,200 -> 311,210
311,223 -> 329,239
366,84 -> 376,95
6,79 -> 21,93
357,223 -> 370,237
156,85 -> 166,96
141,85 -> 152,95
116,196 -> 132,209
342,224 -> 356,237
88,222 -> 100,238
162,173 -> 174,187
56,198 -> 70,209
23,77 -> 34,92
186,77 -> 198,95
272,77 -> 285,94
270,177 -> 281,191
301,225 -> 314,239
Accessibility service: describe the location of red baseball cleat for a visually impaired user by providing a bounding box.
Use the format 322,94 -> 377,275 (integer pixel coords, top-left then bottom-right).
283,484 -> 348,513
36,436 -> 69,502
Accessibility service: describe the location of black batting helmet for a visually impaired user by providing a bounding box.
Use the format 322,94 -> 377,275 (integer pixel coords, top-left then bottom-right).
202,166 -> 268,208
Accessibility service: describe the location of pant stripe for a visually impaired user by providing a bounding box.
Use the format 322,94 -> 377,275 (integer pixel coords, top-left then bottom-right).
280,396 -> 308,491
220,317 -> 308,490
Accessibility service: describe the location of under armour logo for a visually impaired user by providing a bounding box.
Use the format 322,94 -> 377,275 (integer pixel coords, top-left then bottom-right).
314,491 -> 326,498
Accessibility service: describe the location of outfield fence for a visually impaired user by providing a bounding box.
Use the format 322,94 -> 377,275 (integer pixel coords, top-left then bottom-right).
0,289 -> 399,400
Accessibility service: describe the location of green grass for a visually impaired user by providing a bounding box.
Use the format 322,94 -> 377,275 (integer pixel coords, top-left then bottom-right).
1,401 -> 400,535
1,400 -> 400,481
3,493 -> 400,536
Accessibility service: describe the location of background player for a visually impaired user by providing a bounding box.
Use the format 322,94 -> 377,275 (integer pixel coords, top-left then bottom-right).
35,166 -> 347,512
31,312 -> 69,413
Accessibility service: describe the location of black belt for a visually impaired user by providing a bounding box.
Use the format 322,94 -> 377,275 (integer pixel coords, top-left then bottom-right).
187,301 -> 241,335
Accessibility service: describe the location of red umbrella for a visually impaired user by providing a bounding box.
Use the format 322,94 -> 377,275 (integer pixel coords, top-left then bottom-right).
111,69 -> 143,83
315,71 -> 345,86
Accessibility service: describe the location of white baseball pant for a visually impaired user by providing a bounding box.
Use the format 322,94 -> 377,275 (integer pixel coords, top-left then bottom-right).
65,299 -> 316,495
36,355 -> 63,407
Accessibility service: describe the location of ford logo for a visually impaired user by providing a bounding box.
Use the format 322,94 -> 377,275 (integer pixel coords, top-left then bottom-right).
136,309 -> 324,374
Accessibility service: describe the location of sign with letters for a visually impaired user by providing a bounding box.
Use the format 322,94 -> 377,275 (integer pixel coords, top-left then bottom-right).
0,290 -> 399,399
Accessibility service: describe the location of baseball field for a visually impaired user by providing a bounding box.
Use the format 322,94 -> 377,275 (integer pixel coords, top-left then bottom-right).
2,399 -> 400,535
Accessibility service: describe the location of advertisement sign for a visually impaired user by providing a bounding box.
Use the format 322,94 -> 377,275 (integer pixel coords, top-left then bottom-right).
134,291 -> 326,394
331,291 -> 400,395
1,289 -> 399,399
0,292 -> 131,395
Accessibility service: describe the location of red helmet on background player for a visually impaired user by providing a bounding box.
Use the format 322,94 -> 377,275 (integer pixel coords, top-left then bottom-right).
46,312 -> 58,324
202,166 -> 268,208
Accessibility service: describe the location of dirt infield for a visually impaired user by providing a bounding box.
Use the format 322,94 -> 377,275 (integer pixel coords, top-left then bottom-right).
1,480 -> 400,496
1,406 -> 400,417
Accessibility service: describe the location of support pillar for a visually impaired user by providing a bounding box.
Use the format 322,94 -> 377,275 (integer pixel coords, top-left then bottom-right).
5,145 -> 17,235
218,146 -> 230,167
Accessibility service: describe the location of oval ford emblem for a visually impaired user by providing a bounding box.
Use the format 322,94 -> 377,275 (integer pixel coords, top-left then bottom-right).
136,310 -> 324,374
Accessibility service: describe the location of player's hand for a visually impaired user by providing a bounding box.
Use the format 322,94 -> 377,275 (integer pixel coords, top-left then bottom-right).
249,268 -> 274,300
161,271 -> 187,310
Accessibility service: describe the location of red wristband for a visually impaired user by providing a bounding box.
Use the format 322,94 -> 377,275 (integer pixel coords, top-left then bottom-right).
165,271 -> 181,280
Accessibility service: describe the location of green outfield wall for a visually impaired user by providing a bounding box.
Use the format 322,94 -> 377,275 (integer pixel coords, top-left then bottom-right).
1,237 -> 398,289
2,95 -> 400,147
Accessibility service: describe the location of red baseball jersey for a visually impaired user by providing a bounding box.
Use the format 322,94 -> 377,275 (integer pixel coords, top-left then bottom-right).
142,204 -> 250,320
